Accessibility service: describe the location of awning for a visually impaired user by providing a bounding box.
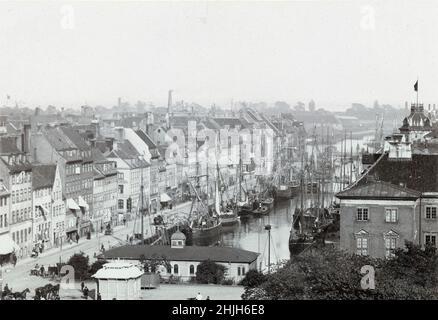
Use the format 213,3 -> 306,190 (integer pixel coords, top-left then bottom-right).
65,227 -> 78,233
78,196 -> 89,210
67,198 -> 80,210
0,233 -> 20,255
160,193 -> 172,202
39,205 -> 49,220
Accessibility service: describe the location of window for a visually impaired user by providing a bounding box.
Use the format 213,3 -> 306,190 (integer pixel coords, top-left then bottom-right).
357,208 -> 369,221
385,209 -> 397,223
242,267 -> 246,275
426,206 -> 437,219
237,267 -> 241,276
356,237 -> 368,256
425,234 -> 437,247
385,237 -> 397,258
118,185 -> 124,194
166,265 -> 171,274
189,265 -> 195,275
118,200 -> 124,209
173,264 -> 179,274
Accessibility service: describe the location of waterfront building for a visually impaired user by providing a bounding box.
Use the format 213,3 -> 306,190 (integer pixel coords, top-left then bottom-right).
103,231 -> 259,283
92,149 -> 118,231
105,139 -> 150,222
338,134 -> 438,258
32,164 -> 56,250
0,137 -> 33,259
0,182 -> 15,263
31,126 -> 92,239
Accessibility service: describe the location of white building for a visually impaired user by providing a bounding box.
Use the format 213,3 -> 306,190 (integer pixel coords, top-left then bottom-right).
92,262 -> 143,300
32,164 -> 56,250
0,137 -> 34,260
105,140 -> 150,222
51,164 -> 66,247
103,231 -> 259,284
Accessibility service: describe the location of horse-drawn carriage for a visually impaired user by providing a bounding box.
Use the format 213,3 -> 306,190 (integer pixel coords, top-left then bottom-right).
33,283 -> 60,300
1,286 -> 30,300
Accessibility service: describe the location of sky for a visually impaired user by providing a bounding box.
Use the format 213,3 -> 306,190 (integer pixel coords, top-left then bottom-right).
1,0 -> 438,111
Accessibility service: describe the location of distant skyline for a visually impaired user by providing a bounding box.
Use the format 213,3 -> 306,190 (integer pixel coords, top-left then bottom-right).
1,1 -> 437,111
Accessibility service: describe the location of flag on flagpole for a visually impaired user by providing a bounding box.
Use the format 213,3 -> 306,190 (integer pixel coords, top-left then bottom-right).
414,80 -> 418,92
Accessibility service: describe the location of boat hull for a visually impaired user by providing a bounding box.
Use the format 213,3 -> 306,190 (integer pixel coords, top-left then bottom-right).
192,223 -> 222,246
252,205 -> 271,216
275,185 -> 299,200
219,213 -> 239,226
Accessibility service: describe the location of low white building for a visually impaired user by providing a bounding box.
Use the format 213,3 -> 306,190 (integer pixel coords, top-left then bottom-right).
103,231 -> 259,284
92,262 -> 143,300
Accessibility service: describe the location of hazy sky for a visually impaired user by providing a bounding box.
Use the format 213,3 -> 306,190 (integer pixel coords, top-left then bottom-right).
1,0 -> 438,111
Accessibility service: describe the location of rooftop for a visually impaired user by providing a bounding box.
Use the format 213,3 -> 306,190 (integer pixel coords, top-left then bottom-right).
32,164 -> 56,190
336,180 -> 420,200
104,245 -> 259,264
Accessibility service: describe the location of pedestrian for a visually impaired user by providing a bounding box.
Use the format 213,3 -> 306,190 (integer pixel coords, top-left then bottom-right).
97,293 -> 102,300
76,233 -> 80,243
40,265 -> 45,277
11,253 -> 17,267
81,281 -> 84,292
206,296 -> 210,300
195,292 -> 202,300
123,218 -> 126,226
101,244 -> 105,253
83,286 -> 89,300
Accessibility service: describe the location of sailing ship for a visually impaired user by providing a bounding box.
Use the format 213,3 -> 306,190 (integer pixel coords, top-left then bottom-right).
215,162 -> 239,226
289,125 -> 338,255
187,142 -> 222,246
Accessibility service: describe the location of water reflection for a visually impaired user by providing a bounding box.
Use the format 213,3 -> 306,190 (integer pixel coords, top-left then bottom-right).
221,200 -> 296,269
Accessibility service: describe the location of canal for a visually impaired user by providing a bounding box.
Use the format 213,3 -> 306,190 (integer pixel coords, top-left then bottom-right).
221,198 -> 301,270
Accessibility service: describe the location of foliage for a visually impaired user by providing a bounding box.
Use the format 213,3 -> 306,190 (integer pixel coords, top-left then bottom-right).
238,270 -> 267,288
89,259 -> 108,276
242,242 -> 438,300
67,252 -> 90,281
195,260 -> 227,284
221,279 -> 234,286
140,253 -> 171,273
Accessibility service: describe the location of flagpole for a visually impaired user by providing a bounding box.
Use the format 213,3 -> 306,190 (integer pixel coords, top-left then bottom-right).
417,77 -> 419,109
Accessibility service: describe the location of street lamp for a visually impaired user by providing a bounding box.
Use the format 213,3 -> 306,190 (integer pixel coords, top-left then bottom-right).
264,224 -> 271,274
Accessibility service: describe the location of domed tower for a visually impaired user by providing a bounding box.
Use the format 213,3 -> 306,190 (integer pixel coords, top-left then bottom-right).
399,103 -> 432,142
171,230 -> 186,248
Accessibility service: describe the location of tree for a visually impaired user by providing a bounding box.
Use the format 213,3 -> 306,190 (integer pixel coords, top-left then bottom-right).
140,253 -> 171,273
67,252 -> 90,281
238,270 -> 267,288
293,101 -> 305,112
195,260 -> 227,284
242,243 -> 438,300
273,101 -> 291,113
89,259 -> 107,276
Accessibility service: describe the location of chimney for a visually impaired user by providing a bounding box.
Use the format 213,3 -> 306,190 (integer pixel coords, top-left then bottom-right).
22,124 -> 30,153
168,90 -> 173,115
114,127 -> 124,141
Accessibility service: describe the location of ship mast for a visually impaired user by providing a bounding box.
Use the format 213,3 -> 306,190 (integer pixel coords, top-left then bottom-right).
349,131 -> 353,185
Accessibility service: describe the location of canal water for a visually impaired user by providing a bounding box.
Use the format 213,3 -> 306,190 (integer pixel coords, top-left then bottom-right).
221,191 -> 342,270
221,198 -> 300,269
